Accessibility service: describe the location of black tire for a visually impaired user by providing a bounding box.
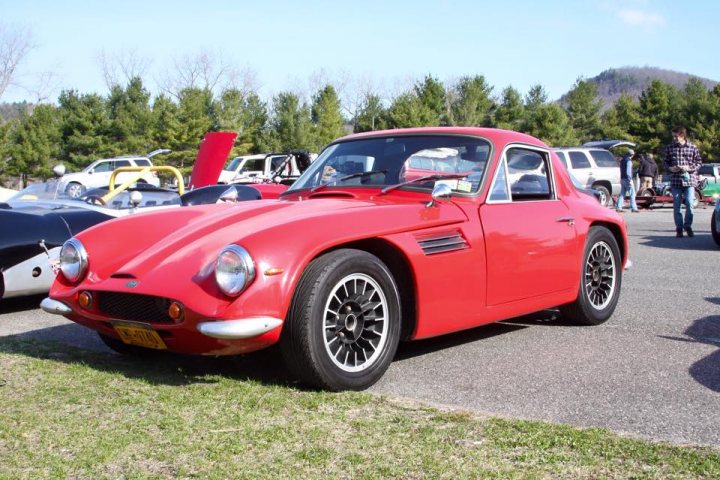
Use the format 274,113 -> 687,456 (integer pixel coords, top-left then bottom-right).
560,226 -> 622,326
638,188 -> 655,198
712,210 -> 720,247
280,249 -> 401,391
98,332 -> 163,357
593,185 -> 611,207
65,182 -> 85,199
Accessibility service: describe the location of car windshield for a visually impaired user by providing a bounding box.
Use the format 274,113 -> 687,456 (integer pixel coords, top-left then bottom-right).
10,179 -> 68,201
288,135 -> 490,194
225,157 -> 243,171
9,181 -> 180,209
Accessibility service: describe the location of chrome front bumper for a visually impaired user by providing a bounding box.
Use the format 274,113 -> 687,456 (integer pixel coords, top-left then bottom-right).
197,317 -> 283,340
40,297 -> 72,315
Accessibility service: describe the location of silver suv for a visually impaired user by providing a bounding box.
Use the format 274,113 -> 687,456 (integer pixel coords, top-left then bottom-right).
554,140 -> 635,207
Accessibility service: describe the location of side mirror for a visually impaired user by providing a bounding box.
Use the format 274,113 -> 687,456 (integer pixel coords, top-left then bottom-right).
218,186 -> 239,203
52,164 -> 66,177
427,183 -> 452,208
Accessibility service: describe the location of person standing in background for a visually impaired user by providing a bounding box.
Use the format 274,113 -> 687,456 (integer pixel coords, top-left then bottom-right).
663,126 -> 703,238
637,152 -> 657,191
616,149 -> 639,212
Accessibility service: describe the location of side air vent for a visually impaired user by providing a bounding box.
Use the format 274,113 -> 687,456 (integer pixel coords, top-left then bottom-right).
416,231 -> 468,255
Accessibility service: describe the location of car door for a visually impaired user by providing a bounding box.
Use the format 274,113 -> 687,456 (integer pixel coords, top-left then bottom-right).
89,160 -> 115,188
480,146 -> 578,306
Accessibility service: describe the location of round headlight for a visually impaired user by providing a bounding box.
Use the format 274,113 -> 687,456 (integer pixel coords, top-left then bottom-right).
215,245 -> 255,297
59,238 -> 88,283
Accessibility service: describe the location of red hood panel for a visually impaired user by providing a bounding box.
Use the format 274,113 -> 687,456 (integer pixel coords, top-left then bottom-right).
77,195 -> 468,281
188,132 -> 237,189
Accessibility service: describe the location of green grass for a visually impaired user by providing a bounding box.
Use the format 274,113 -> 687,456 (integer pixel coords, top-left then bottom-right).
1,339 -> 718,479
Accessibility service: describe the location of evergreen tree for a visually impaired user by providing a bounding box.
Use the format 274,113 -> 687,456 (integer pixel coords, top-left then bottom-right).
636,80 -> 678,153
106,76 -> 153,156
414,75 -> 447,124
57,90 -> 112,169
524,103 -> 578,147
493,86 -> 525,131
387,92 -> 436,128
354,93 -> 387,133
563,78 -> 602,142
679,78 -> 718,161
262,92 -> 313,152
599,94 -> 640,143
448,75 -> 494,126
310,84 -> 345,151
239,92 -> 268,154
174,87 -> 216,168
6,104 -> 61,185
150,94 -> 182,166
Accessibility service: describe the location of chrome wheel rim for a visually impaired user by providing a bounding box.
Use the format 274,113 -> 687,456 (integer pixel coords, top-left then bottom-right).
323,273 -> 388,372
598,190 -> 608,206
584,241 -> 616,310
67,184 -> 82,198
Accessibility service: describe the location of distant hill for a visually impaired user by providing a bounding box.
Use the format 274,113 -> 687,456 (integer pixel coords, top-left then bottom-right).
568,66 -> 718,109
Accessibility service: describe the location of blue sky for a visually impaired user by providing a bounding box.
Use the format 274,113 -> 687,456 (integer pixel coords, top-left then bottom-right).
2,0 -> 719,104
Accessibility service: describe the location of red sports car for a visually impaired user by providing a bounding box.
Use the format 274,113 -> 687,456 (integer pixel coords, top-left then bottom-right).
43,127 -> 630,390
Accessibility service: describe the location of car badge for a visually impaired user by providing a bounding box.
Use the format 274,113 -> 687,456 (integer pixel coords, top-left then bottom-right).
126,280 -> 139,288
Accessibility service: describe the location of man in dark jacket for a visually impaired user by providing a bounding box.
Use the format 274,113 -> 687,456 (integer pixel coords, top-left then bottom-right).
637,153 -> 657,191
616,150 -> 638,212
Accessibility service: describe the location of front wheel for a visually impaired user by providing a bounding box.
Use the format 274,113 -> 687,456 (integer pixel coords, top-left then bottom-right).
560,226 -> 622,325
280,249 -> 401,390
593,185 -> 611,207
712,210 -> 720,247
65,182 -> 85,199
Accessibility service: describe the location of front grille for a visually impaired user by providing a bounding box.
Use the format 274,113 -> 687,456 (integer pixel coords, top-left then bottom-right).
416,231 -> 468,255
97,292 -> 174,323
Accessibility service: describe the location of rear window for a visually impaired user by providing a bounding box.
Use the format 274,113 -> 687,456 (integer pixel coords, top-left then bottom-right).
569,151 -> 591,169
590,150 -> 619,168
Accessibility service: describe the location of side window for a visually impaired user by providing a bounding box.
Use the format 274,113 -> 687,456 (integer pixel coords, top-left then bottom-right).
589,150 -> 619,168
135,159 -> 151,167
506,148 -> 553,201
569,151 -> 591,169
555,151 -> 569,169
488,158 -> 510,202
116,160 -> 132,168
93,161 -> 113,173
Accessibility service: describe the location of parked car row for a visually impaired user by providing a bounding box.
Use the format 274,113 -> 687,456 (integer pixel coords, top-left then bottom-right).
36,127 -> 631,391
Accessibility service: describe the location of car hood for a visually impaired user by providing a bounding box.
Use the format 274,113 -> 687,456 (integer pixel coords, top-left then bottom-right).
78,194 -> 469,281
582,140 -> 636,149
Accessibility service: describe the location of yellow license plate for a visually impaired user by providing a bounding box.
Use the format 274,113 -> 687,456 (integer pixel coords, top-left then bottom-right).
112,322 -> 167,350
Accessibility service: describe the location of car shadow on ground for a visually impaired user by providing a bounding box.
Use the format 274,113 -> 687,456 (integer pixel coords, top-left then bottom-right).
639,234 -> 718,251
0,294 -> 46,314
658,304 -> 720,393
0,324 -> 298,389
393,310 -> 569,360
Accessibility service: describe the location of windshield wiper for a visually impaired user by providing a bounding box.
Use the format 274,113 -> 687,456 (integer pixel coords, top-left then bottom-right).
379,173 -> 467,195
310,170 -> 387,193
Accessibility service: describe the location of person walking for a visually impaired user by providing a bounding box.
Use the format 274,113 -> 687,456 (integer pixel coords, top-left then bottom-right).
663,126 -> 703,237
616,149 -> 638,212
637,152 -> 657,192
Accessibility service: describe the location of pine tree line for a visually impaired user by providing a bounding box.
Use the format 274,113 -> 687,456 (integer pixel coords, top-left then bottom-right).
1,74 -> 719,186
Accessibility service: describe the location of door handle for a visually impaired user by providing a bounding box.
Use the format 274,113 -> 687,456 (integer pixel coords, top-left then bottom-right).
557,216 -> 575,226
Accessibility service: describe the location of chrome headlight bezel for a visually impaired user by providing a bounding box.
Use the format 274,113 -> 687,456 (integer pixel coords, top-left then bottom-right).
59,238 -> 88,284
215,245 -> 255,297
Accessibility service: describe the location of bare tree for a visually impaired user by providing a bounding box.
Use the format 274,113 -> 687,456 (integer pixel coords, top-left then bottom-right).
97,48 -> 152,90
158,49 -> 251,98
0,23 -> 34,100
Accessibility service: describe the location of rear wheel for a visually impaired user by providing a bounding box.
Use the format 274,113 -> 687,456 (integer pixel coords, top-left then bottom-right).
560,226 -> 622,325
280,249 -> 401,390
